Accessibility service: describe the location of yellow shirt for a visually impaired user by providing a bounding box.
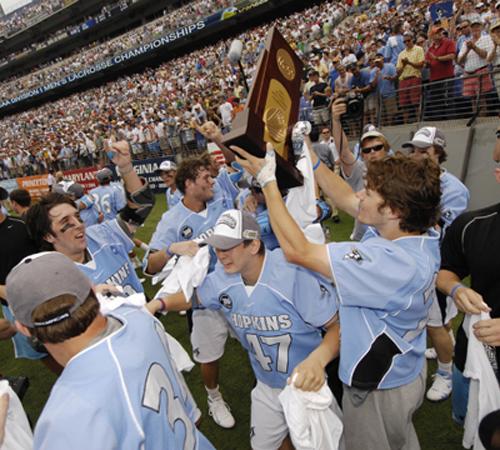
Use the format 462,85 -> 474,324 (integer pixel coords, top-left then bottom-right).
396,45 -> 425,80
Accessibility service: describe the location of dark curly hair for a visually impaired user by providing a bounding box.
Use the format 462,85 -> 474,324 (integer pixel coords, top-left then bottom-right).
365,154 -> 441,233
25,193 -> 76,251
175,154 -> 212,194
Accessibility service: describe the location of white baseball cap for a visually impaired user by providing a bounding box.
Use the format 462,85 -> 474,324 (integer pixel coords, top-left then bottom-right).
360,129 -> 385,144
158,160 -> 177,172
205,210 -> 260,250
402,126 -> 446,149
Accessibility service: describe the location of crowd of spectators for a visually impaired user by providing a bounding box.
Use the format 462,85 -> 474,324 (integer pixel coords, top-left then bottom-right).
0,0 -> 131,70
2,0 -> 500,181
0,0 -> 71,37
0,0 -> 234,99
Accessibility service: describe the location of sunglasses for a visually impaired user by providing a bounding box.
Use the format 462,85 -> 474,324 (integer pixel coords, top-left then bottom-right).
361,144 -> 385,154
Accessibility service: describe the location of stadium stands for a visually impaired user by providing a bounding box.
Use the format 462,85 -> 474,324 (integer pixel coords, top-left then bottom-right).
0,0 -> 499,182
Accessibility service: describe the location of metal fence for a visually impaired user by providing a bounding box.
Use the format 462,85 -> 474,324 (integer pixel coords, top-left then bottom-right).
302,66 -> 500,139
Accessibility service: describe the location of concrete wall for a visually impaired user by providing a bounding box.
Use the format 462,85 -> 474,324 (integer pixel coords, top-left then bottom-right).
361,117 -> 499,211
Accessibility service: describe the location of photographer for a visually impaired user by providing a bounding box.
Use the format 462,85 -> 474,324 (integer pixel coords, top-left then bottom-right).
330,98 -> 391,240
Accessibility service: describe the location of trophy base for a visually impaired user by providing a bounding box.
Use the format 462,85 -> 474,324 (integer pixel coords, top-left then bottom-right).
222,109 -> 304,190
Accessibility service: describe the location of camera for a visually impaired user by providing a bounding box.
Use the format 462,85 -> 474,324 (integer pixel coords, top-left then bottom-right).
340,92 -> 364,119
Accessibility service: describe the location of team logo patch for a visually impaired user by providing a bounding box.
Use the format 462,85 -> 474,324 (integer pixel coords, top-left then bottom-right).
343,247 -> 369,264
219,293 -> 233,309
181,225 -> 193,239
443,210 -> 452,220
319,283 -> 329,297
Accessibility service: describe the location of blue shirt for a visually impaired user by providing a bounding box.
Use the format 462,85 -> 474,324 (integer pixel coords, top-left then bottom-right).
166,187 -> 182,210
77,195 -> 100,227
89,184 -> 127,221
78,220 -> 143,294
376,63 -> 397,98
197,249 -> 338,389
149,169 -> 238,271
34,305 -> 214,450
440,170 -> 469,231
349,69 -> 372,90
327,228 -> 440,389
384,35 -> 405,65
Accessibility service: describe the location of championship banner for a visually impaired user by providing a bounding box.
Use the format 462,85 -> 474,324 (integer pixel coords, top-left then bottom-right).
63,166 -> 98,193
16,174 -> 49,198
0,0 -> 270,110
131,156 -> 175,193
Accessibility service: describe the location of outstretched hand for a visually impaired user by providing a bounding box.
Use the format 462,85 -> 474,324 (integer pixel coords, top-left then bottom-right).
109,140 -> 132,169
231,143 -> 277,187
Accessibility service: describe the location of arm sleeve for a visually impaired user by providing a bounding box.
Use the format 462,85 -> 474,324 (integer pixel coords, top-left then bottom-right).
148,211 -> 178,251
327,240 -> 418,311
216,168 -> 239,203
195,274 -> 221,311
89,220 -> 134,253
441,181 -> 470,229
292,269 -> 338,328
440,215 -> 470,279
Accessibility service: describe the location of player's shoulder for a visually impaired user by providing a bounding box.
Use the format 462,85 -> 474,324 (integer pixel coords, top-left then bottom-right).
450,203 -> 500,232
441,170 -> 468,193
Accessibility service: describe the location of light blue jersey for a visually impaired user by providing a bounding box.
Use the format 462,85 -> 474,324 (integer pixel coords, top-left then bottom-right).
197,249 -> 338,389
440,170 -> 469,231
149,169 -> 239,271
327,227 -> 440,390
89,184 -> 127,221
166,187 -> 182,210
237,188 -> 279,250
34,305 -> 214,450
78,220 -> 143,294
76,195 -> 100,227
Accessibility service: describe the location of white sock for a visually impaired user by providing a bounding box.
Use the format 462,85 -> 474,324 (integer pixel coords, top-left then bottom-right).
206,385 -> 221,400
437,360 -> 453,375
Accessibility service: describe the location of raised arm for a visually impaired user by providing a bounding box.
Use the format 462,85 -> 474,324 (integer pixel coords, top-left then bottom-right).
331,99 -> 357,177
233,145 -> 332,278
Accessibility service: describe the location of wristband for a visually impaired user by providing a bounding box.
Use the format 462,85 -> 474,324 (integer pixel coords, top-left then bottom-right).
166,244 -> 174,257
313,159 -> 321,171
158,298 -> 167,312
449,282 -> 465,299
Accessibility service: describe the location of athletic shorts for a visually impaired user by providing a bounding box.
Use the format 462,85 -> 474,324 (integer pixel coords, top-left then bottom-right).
250,381 -> 289,450
427,290 -> 458,327
2,306 -> 47,360
399,77 -> 421,106
190,309 -> 230,363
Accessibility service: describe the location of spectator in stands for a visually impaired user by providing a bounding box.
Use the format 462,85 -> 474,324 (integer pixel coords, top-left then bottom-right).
457,18 -> 497,114
425,25 -> 457,120
397,31 -> 425,123
384,23 -> 405,66
218,95 -> 233,134
8,189 -> 31,221
487,19 -> 500,99
373,54 -> 398,125
309,70 -> 331,128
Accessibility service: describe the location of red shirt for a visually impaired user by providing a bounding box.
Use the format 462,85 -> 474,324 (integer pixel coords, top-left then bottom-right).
426,37 -> 456,81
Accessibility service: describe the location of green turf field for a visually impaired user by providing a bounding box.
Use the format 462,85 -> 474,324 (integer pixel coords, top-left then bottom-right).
0,194 -> 464,449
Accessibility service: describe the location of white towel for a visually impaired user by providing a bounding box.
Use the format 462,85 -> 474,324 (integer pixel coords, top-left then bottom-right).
279,380 -> 343,450
286,143 -> 317,230
0,380 -> 33,450
154,245 -> 210,302
97,293 -> 194,373
462,312 -> 500,450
